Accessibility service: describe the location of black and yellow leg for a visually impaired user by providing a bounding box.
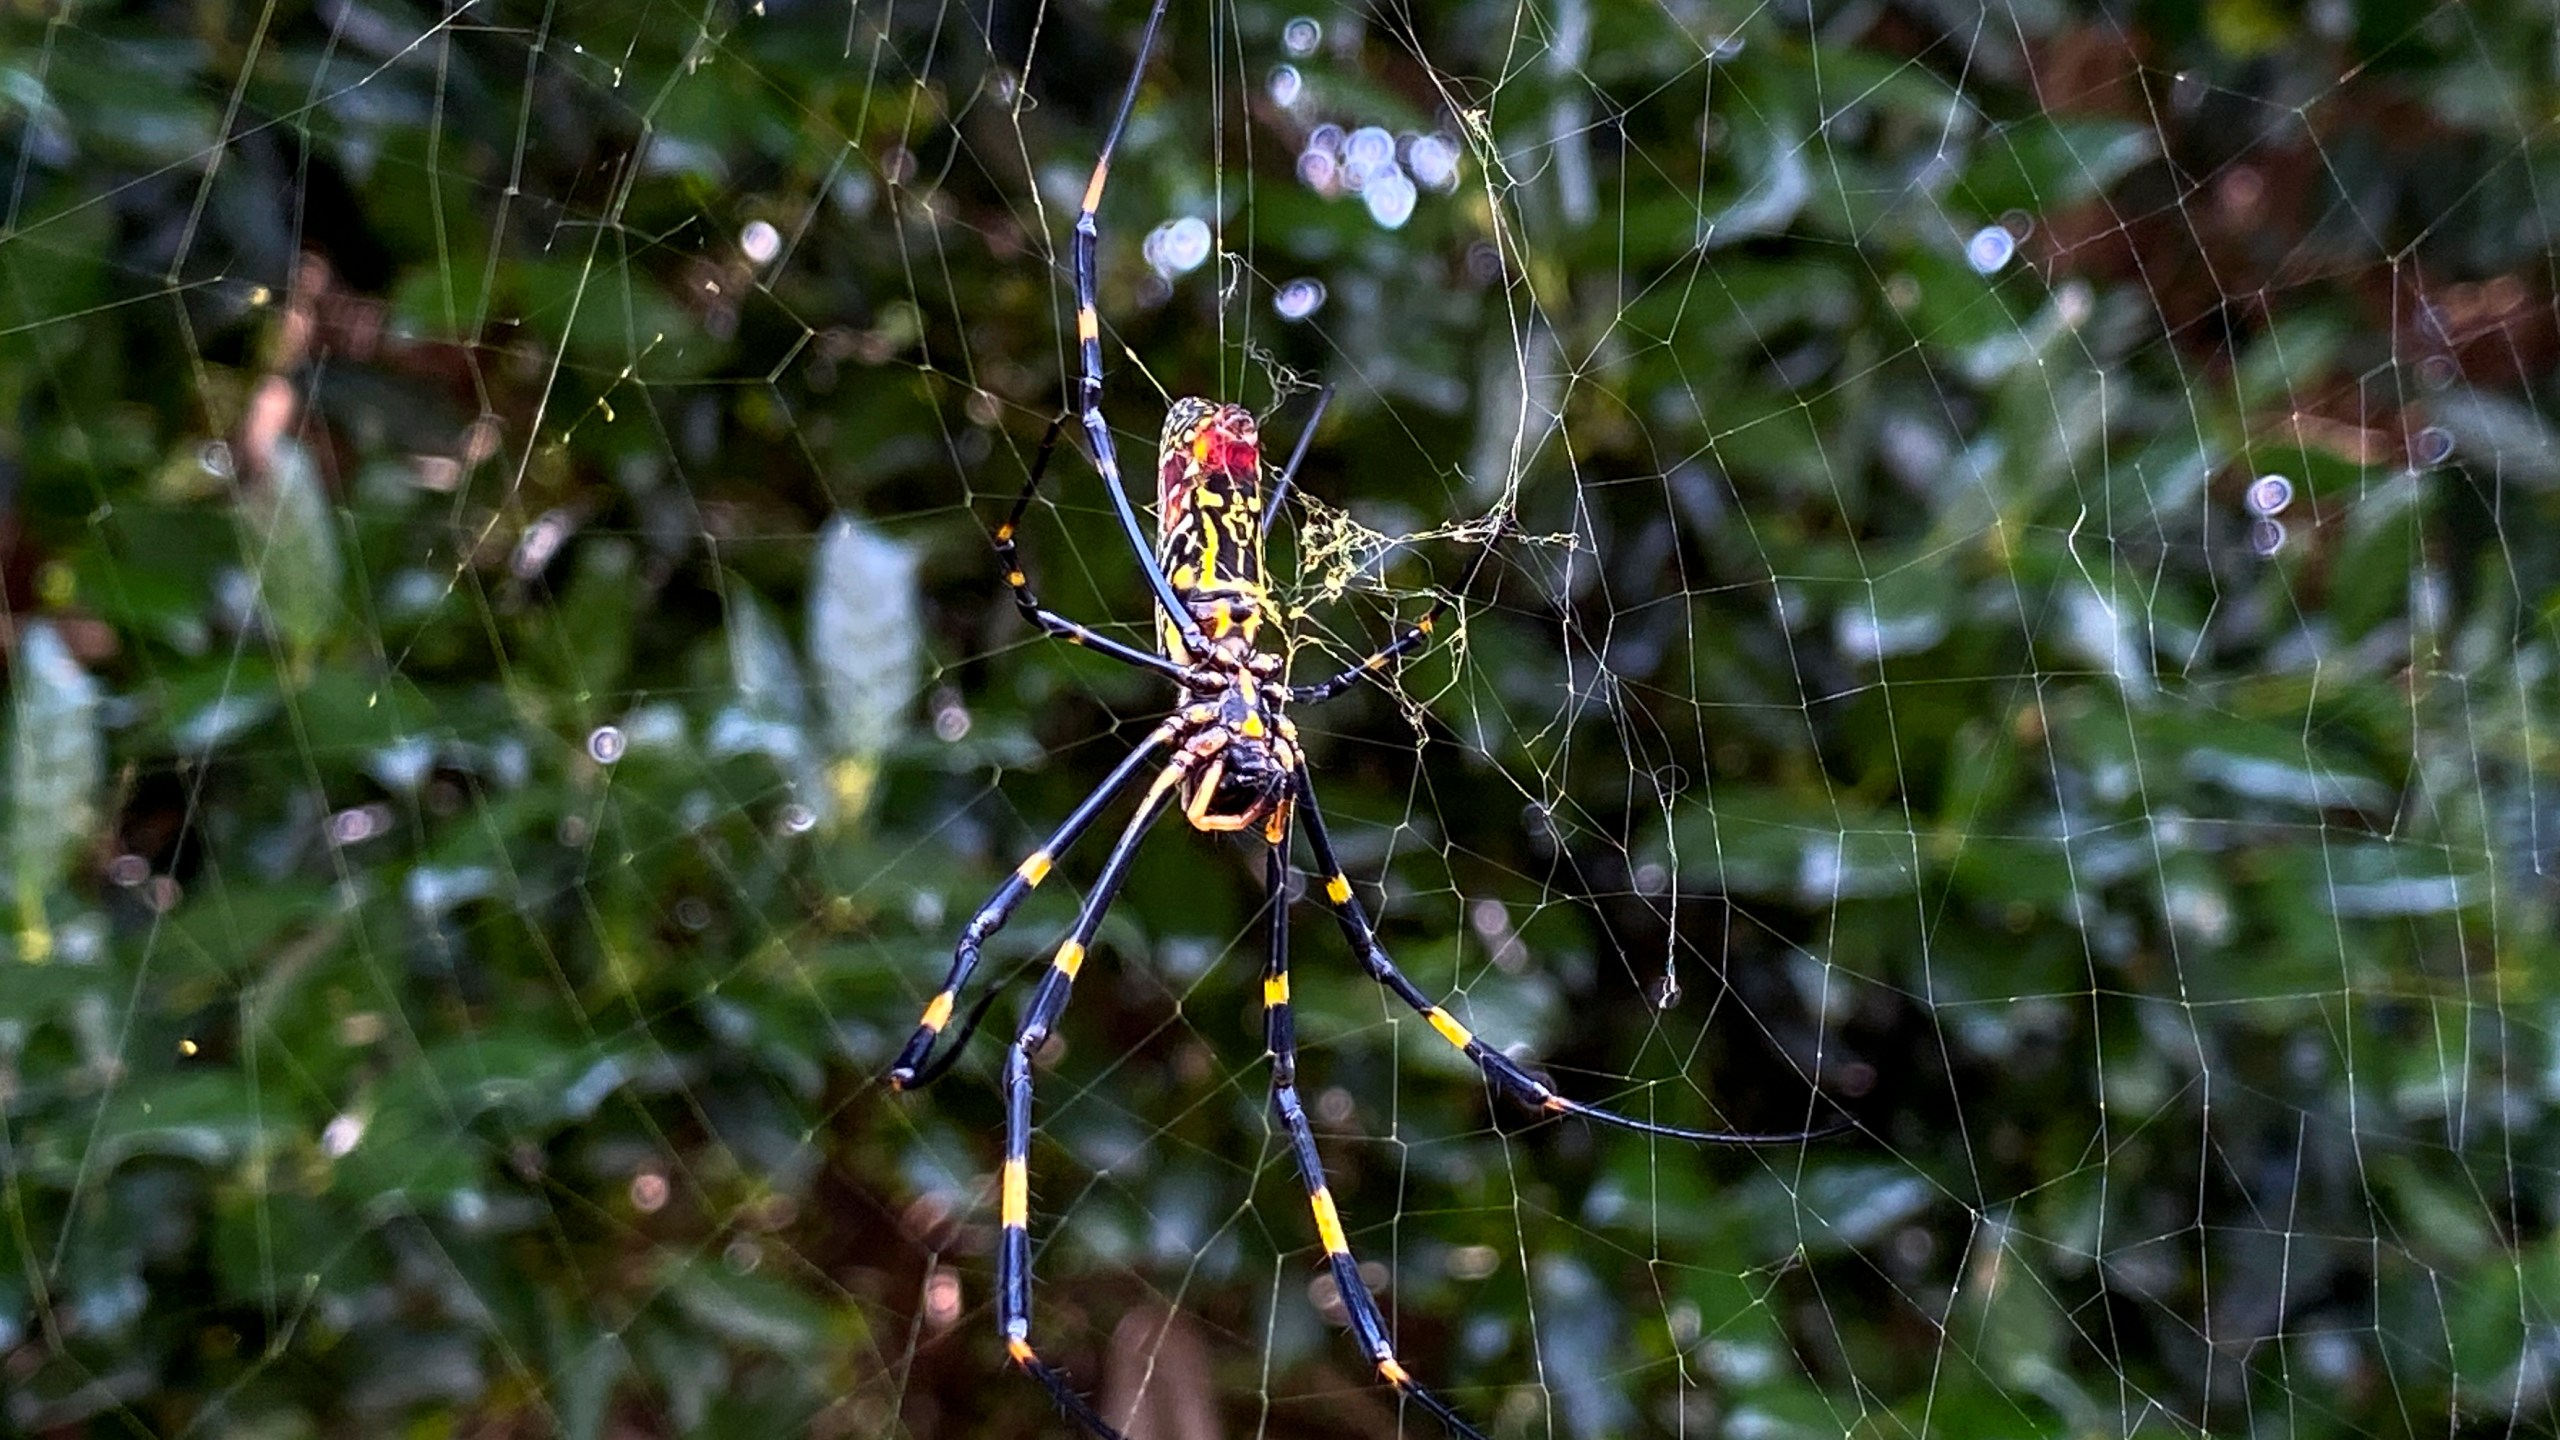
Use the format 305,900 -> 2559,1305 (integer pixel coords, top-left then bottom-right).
1290,515 -> 1509,705
997,759 -> 1188,1439
888,721 -> 1180,1091
1261,843 -> 1494,1440
1292,773 -> 1841,1146
997,418 -> 1195,683
1066,0 -> 1207,659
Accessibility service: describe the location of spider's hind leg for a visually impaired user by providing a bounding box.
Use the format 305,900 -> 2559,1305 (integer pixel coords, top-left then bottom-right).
1259,842 -> 1495,1440
887,721 -> 1180,1091
1291,772 -> 1844,1147
994,757 -> 1188,1439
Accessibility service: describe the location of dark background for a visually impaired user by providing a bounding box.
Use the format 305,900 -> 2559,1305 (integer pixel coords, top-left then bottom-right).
2,1 -> 2555,1436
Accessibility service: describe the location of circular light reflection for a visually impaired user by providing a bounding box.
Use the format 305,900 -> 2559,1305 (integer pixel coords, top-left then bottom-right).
1408,133 -> 1460,190
1297,146 -> 1340,196
1143,216 -> 1213,278
1966,225 -> 2016,274
2246,473 -> 2294,517
588,726 -> 627,764
1365,167 -> 1417,228
1275,278 -> 1328,321
1344,125 -> 1395,190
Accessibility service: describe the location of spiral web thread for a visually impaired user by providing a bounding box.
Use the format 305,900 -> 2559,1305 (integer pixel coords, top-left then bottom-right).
0,2 -> 2553,1437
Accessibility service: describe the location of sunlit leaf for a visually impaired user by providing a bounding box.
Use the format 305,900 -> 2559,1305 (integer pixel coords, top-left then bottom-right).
806,512 -> 921,821
236,435 -> 345,666
8,621 -> 101,962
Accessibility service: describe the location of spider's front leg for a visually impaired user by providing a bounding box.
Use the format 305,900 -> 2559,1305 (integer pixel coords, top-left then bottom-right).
994,418 -> 1194,684
1062,0 -> 1206,662
1290,512 -> 1511,705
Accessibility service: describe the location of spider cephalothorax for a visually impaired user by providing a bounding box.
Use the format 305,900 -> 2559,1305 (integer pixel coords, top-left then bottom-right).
881,4 -> 1840,1436
1168,683 -> 1296,838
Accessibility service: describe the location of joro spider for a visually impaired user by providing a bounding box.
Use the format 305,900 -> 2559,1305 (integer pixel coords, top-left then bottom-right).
886,4 -> 1836,1436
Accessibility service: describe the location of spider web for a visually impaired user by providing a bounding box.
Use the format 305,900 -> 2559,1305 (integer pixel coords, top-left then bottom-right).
2,0 -> 2555,1436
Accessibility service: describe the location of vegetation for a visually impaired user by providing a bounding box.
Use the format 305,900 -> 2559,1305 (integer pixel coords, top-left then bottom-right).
2,1 -> 2555,1435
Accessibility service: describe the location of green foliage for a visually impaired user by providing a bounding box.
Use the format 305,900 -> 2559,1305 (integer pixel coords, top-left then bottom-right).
2,1 -> 2557,1436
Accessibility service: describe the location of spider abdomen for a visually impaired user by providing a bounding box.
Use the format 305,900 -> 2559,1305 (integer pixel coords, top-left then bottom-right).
1156,397 -> 1271,662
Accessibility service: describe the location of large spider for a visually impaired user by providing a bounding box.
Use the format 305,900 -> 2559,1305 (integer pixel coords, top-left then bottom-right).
886,5 -> 1836,1435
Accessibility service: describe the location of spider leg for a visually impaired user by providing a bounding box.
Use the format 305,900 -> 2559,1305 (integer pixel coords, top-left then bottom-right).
1001,755 -> 1191,1439
888,720 -> 1181,1091
996,418 -> 1195,682
1290,517 -> 1507,705
1260,383 -> 1335,534
1292,772 -> 1843,1146
1071,0 -> 1208,659
1261,843 -> 1493,1440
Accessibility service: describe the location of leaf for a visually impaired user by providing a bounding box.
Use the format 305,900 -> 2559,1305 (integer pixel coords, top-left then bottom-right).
660,1256 -> 841,1365
1530,1254 -> 1635,1440
1704,120 -> 1812,248
9,620 -> 102,961
806,513 -> 922,821
710,583 -> 827,818
237,435 -> 346,665
1797,1161 -> 1937,1253
41,1071 -> 296,1178
2428,386 -> 2560,491
1670,785 -> 1925,905
1957,116 -> 2154,218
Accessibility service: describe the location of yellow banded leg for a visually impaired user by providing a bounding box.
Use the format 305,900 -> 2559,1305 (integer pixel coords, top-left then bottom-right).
993,417 -> 1192,682
990,761 -> 1185,1439
1261,840 -> 1493,1437
1062,0 -> 1205,658
887,724 -> 1178,1091
1292,771 -> 1840,1147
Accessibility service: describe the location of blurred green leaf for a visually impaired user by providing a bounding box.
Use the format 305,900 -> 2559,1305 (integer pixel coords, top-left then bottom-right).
8,622 -> 101,962
660,1255 -> 853,1367
807,512 -> 922,821
236,437 -> 346,667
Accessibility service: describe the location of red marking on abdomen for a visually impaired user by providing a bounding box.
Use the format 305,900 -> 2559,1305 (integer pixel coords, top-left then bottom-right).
1158,450 -> 1194,536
